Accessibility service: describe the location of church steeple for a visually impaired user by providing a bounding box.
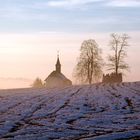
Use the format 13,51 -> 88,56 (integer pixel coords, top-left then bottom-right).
55,52 -> 61,73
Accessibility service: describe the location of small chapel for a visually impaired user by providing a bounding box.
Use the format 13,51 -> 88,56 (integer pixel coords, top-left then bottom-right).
44,54 -> 72,88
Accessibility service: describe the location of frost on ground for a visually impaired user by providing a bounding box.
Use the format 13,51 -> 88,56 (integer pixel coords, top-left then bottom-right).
0,82 -> 140,140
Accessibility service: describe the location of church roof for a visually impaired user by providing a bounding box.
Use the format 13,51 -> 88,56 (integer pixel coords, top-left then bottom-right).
45,71 -> 71,83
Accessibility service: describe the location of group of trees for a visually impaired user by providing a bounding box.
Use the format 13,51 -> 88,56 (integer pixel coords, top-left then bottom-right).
32,33 -> 130,88
74,33 -> 130,84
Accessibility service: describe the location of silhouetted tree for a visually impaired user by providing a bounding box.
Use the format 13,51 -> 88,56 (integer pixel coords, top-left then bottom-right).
74,39 -> 103,84
32,78 -> 44,88
107,33 -> 130,75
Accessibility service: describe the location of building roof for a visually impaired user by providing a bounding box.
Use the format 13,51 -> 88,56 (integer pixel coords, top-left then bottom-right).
45,71 -> 72,88
45,71 -> 70,82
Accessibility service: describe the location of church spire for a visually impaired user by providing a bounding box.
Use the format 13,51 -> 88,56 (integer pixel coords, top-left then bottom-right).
56,51 -> 61,73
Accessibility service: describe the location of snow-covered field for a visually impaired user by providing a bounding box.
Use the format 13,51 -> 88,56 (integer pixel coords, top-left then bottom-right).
0,82 -> 140,140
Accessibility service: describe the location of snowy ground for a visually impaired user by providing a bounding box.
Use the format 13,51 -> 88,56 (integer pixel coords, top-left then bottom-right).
0,82 -> 140,140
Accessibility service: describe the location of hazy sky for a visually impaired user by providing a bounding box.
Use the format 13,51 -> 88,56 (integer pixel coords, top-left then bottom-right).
0,0 -> 140,88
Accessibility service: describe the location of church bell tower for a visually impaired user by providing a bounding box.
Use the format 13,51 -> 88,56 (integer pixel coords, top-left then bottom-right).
56,53 -> 61,73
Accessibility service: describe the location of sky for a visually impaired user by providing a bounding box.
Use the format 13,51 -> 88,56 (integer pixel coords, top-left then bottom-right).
0,0 -> 140,88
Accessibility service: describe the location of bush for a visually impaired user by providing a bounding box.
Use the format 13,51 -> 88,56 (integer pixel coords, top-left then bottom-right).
32,78 -> 44,88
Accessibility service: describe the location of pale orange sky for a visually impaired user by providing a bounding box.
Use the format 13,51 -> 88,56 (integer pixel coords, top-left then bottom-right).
0,0 -> 140,88
0,31 -> 139,89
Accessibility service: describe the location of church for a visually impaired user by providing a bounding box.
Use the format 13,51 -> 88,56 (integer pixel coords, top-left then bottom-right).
44,55 -> 72,88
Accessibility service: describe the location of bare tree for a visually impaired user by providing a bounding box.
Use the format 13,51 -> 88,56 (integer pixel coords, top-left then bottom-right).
74,39 -> 103,84
107,33 -> 130,75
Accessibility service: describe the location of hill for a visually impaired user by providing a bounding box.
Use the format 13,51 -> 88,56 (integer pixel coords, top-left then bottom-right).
0,82 -> 140,140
